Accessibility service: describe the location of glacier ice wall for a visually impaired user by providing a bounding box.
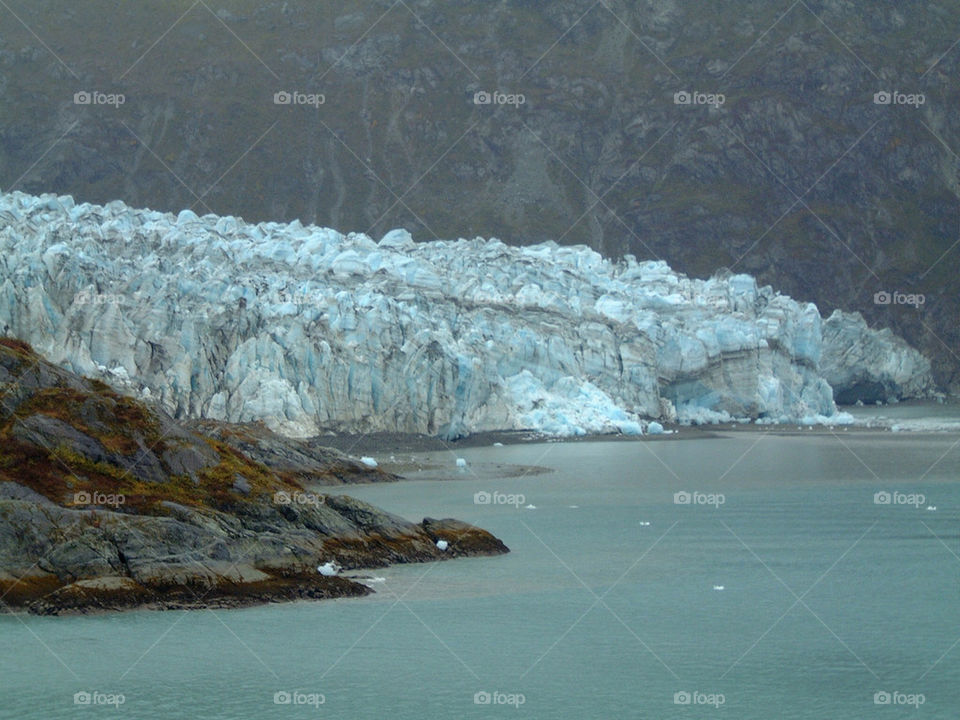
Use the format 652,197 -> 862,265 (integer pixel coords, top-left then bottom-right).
0,191 -> 932,437
821,310 -> 933,404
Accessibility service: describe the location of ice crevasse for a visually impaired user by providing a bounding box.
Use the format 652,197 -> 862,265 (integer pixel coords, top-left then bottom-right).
0,191 -> 934,438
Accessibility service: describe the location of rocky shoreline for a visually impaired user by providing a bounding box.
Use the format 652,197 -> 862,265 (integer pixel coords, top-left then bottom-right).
4,511 -> 508,616
0,339 -> 508,616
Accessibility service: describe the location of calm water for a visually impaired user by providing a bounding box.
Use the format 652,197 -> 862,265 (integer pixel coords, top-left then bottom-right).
2,431 -> 959,718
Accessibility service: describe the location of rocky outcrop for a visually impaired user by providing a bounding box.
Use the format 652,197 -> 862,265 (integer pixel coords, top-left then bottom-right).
0,492 -> 506,615
189,420 -> 399,485
0,339 -> 508,614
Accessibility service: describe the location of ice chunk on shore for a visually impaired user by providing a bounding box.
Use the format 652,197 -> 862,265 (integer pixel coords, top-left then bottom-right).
317,561 -> 341,577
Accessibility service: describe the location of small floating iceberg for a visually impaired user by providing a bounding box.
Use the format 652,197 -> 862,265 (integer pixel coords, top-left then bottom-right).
524,504 -> 537,510
713,585 -> 725,591
456,458 -> 467,468
436,539 -> 449,551
360,456 -> 378,467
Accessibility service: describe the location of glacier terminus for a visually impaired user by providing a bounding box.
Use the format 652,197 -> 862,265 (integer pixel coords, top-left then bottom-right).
0,191 -> 933,439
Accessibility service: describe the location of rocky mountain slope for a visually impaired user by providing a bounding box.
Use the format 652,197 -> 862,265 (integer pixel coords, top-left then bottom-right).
1,0 -> 956,389
0,191 -> 935,438
0,338 -> 508,614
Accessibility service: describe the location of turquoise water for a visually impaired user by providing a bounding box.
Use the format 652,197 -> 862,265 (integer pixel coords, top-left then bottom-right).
2,433 -> 959,718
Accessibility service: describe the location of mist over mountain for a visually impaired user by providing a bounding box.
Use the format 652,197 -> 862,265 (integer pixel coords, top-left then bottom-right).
1,0 -> 957,391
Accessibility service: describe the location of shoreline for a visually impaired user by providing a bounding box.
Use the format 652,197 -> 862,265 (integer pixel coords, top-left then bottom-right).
3,517 -> 510,617
307,416 -> 958,458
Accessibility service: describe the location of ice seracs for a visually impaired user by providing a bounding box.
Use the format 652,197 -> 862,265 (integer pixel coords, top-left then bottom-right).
0,190 -> 935,439
821,311 -> 933,404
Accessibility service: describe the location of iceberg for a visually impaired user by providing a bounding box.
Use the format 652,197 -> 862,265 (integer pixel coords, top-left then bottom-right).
0,191 -> 934,438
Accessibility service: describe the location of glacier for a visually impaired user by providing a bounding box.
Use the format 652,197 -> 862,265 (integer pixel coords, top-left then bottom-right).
820,310 -> 934,404
0,191 -> 934,438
